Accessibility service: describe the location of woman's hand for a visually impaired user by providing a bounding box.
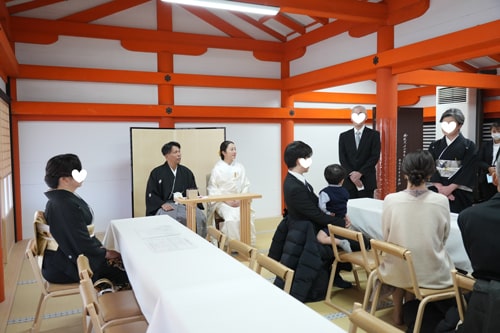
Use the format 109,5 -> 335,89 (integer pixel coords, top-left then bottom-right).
225,200 -> 240,208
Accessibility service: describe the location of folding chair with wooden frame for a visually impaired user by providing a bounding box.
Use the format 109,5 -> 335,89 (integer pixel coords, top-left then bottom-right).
324,224 -> 376,313
77,254 -> 145,333
226,238 -> 257,270
253,252 -> 295,294
206,225 -> 227,250
362,239 -> 455,333
451,269 -> 475,322
348,302 -> 404,333
25,238 -> 82,333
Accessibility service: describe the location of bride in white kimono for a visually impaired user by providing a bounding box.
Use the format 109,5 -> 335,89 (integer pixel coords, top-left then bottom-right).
207,140 -> 256,244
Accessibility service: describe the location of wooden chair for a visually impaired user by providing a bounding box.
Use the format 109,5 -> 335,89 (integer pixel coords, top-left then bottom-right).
206,225 -> 227,250
451,269 -> 475,322
348,302 -> 404,333
26,211 -> 83,333
25,238 -> 82,333
79,276 -> 148,333
77,254 -> 145,333
362,239 -> 455,333
226,238 -> 258,269
253,252 -> 295,294
325,224 -> 376,313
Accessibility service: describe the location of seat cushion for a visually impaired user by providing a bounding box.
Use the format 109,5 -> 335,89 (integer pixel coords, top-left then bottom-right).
99,290 -> 143,321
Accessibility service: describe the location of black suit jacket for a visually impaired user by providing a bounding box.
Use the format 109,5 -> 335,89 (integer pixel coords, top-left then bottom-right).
338,127 -> 381,192
283,173 -> 343,230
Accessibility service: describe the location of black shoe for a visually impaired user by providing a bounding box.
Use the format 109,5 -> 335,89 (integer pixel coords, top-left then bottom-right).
333,275 -> 353,289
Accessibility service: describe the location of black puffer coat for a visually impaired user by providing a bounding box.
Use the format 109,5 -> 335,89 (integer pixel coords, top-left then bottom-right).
268,216 -> 333,302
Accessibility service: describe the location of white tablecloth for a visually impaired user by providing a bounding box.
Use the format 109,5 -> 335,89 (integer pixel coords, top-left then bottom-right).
103,215 -> 345,333
347,198 -> 472,273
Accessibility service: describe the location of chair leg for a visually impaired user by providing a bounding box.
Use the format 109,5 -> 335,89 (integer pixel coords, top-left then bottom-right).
31,293 -> 49,333
353,268 -> 361,289
324,261 -> 339,305
413,299 -> 427,333
362,270 -> 376,311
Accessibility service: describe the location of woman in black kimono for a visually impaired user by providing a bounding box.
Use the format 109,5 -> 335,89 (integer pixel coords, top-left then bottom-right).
428,108 -> 477,213
42,153 -> 129,286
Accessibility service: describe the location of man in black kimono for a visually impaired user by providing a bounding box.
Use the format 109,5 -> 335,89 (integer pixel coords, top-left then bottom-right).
428,108 -> 477,213
145,141 -> 207,237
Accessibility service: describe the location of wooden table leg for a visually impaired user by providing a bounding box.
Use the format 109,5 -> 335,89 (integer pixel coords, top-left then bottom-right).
185,203 -> 197,233
239,199 -> 251,245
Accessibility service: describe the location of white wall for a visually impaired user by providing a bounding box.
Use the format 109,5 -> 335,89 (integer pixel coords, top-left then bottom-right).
18,121 -> 157,239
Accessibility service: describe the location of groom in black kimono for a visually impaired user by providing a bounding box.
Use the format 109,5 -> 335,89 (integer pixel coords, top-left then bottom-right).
145,141 -> 207,237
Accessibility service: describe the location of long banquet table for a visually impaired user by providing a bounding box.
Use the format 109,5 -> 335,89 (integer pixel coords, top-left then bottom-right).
103,215 -> 345,333
347,197 -> 472,273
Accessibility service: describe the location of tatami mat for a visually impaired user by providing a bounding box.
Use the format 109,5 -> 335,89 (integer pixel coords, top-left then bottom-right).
2,217 -> 404,333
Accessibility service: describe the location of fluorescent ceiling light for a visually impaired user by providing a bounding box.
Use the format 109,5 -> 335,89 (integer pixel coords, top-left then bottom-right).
161,0 -> 279,16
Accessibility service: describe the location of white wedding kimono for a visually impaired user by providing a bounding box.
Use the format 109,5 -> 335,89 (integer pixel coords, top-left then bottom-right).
207,160 -> 256,244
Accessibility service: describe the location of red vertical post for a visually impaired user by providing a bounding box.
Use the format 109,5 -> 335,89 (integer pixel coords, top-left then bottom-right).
375,25 -> 398,199
157,1 -> 175,129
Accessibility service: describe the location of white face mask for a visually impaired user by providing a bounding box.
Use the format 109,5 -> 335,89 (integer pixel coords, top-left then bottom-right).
492,133 -> 500,141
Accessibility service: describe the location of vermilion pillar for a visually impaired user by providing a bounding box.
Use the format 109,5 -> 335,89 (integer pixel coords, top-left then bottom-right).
375,25 -> 398,199
157,1 -> 175,129
281,60 -> 294,210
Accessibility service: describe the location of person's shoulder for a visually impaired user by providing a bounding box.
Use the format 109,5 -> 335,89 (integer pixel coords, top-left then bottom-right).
178,164 -> 194,173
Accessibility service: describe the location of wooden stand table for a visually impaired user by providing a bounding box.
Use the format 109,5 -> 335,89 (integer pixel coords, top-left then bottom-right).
175,193 -> 262,244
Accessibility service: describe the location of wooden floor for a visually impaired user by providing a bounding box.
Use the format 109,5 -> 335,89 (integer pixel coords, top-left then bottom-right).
0,217 -> 400,333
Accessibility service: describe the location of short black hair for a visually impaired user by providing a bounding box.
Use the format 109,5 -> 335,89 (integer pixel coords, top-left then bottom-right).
324,164 -> 346,185
401,150 -> 435,186
44,153 -> 82,189
161,141 -> 181,155
284,141 -> 312,168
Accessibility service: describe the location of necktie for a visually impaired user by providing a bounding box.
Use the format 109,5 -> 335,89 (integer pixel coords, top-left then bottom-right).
304,180 -> 312,192
355,131 -> 361,149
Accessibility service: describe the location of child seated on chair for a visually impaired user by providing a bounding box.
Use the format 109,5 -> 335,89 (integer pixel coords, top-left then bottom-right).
316,164 -> 352,253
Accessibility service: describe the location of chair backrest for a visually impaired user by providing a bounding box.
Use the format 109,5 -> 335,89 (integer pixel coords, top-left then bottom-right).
33,210 -> 55,256
370,239 -> 422,299
25,238 -> 49,294
328,224 -> 372,270
79,277 -> 104,333
253,252 -> 295,294
451,269 -> 475,321
348,302 -> 404,333
77,253 -> 94,280
206,225 -> 227,250
226,238 -> 257,269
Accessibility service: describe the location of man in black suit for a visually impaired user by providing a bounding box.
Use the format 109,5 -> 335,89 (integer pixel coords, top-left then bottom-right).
457,158 -> 500,332
477,121 -> 500,202
338,105 -> 381,199
274,141 -> 351,296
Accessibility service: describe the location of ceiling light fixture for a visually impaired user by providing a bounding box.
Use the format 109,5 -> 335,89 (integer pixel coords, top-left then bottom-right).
160,0 -> 279,16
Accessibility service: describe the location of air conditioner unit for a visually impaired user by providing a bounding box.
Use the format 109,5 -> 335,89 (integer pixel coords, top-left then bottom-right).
435,87 -> 477,140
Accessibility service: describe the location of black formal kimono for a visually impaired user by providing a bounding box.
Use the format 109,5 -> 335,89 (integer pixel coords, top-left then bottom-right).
42,190 -> 128,285
145,163 -> 199,216
338,126 -> 381,199
428,133 -> 477,213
